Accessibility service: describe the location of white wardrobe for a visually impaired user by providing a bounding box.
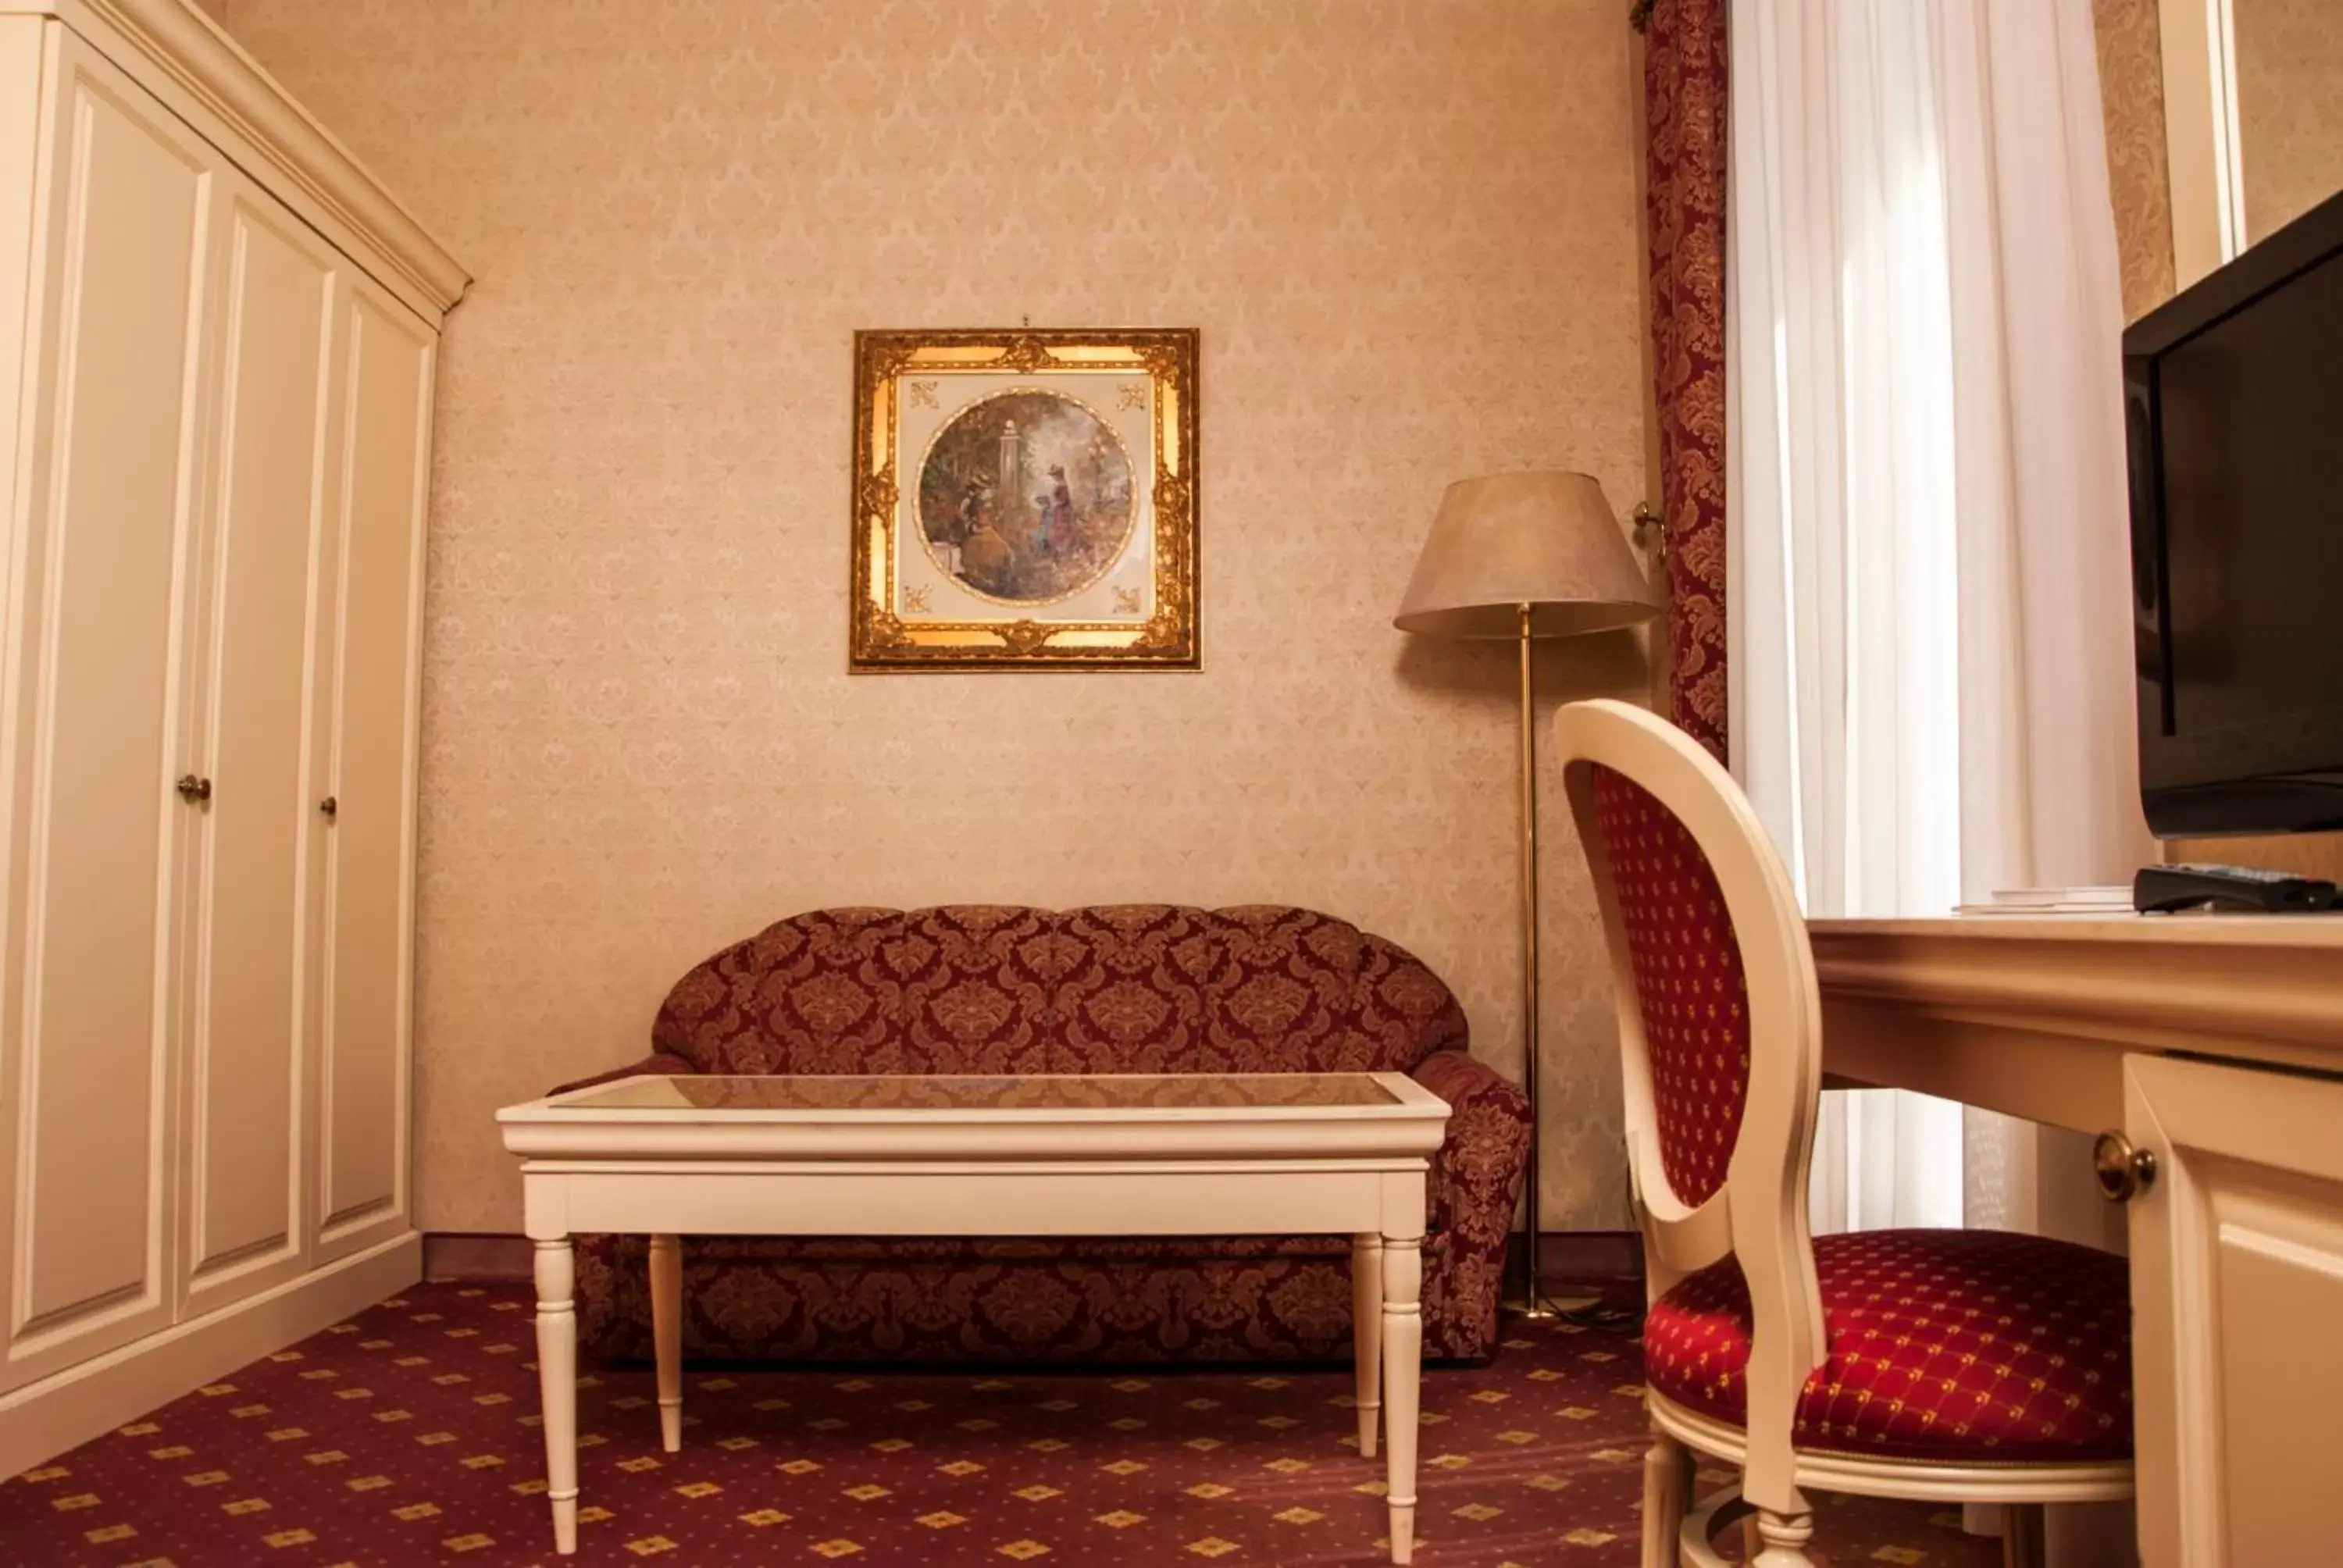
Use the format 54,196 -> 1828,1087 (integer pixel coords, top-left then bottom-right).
0,0 -> 463,1473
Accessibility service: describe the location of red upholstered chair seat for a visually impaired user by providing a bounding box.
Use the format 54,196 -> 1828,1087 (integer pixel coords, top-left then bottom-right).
1643,1228 -> 2133,1463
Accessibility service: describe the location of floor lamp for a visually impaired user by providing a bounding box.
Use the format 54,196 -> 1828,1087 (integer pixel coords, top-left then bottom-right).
1393,472 -> 1658,1316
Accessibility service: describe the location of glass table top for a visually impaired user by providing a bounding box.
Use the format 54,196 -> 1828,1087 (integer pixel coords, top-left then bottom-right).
552,1073 -> 1402,1114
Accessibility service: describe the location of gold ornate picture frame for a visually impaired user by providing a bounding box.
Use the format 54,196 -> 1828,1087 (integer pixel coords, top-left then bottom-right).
851,327 -> 1199,671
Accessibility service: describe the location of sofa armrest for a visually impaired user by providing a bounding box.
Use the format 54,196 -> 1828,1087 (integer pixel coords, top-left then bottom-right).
548,1052 -> 697,1099
1410,1051 -> 1532,1256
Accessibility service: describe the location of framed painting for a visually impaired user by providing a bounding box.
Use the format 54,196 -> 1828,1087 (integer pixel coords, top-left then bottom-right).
850,327 -> 1199,671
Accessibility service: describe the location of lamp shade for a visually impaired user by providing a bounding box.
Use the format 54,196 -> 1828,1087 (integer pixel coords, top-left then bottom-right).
1393,470 -> 1658,639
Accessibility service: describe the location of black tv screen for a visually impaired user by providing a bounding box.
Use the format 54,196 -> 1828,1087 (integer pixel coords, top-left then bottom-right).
2127,187 -> 2343,837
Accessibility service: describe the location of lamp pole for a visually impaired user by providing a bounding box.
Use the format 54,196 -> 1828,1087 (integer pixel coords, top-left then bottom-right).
1517,601 -> 1554,1317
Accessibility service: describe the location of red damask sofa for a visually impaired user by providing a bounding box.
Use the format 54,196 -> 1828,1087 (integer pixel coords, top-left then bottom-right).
558,905 -> 1532,1365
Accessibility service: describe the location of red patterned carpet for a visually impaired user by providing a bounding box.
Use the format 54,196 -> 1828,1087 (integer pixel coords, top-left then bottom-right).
2,1279 -> 1994,1566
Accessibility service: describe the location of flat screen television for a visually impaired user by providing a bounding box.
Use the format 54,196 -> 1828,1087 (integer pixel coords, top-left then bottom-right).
2127,187 -> 2343,838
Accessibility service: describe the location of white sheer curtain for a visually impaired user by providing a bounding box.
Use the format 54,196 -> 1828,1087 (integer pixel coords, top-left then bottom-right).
1936,0 -> 2157,1244
1726,0 -> 2150,1236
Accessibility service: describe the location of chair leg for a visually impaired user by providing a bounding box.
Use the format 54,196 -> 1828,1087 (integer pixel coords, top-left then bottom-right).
1752,1507 -> 1817,1567
1640,1425 -> 1689,1568
2002,1504 -> 2045,1568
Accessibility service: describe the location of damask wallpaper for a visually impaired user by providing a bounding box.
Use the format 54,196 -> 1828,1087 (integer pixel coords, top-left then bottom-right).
2092,0 -> 2179,322
219,1 -> 1654,1236
2234,0 -> 2343,244
2091,0 -> 2343,317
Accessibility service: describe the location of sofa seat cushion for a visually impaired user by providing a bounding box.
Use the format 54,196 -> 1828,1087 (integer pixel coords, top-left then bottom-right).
1643,1229 -> 2132,1463
573,1231 -> 1489,1366
635,1234 -> 1354,1266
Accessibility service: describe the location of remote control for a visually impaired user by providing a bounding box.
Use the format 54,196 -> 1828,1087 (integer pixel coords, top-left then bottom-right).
2133,863 -> 2338,914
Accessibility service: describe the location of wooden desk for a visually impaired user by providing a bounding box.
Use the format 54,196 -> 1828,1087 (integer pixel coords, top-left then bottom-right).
1807,913 -> 2343,1568
1811,912 -> 2343,1131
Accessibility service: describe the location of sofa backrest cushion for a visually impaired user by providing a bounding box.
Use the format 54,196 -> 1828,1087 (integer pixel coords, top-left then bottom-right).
651,905 -> 1467,1077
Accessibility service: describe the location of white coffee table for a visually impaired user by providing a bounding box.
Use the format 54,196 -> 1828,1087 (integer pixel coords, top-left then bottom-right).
496,1071 -> 1452,1563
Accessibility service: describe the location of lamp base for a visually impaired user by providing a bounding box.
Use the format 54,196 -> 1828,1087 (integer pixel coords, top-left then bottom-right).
1507,1239 -> 1628,1321
1506,1251 -> 1589,1319
1506,1285 -> 1607,1321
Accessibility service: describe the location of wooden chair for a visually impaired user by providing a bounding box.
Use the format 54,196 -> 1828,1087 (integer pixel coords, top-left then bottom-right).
1554,700 -> 2134,1568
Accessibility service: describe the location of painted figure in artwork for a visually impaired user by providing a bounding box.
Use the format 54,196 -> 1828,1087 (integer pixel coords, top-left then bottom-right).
916,390 -> 1136,603
936,480 -> 983,576
1047,463 -> 1075,553
958,509 -> 1011,593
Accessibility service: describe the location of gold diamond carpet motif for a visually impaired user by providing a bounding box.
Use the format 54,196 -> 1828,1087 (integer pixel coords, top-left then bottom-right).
0,1278 -> 2002,1566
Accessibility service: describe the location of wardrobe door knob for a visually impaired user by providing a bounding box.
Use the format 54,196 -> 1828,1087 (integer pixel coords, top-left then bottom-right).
2093,1130 -> 2156,1203
175,774 -> 212,805
319,796 -> 337,821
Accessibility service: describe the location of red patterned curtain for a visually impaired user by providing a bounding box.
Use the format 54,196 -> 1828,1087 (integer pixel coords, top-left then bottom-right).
1639,0 -> 1728,762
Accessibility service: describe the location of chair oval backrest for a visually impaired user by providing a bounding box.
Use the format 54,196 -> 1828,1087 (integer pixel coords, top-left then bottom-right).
1586,764 -> 1752,1208
1556,700 -> 1828,1500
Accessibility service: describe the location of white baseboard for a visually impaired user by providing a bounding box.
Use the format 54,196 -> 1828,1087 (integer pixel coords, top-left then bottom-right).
0,1230 -> 420,1479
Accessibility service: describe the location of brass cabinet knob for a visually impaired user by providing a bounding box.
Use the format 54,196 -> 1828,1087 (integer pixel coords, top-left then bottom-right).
175,773 -> 212,805
319,796 -> 337,821
2093,1130 -> 2157,1203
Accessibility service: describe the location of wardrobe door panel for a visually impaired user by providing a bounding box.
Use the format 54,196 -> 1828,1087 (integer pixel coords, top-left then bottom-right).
314,276 -> 430,1260
1,36 -> 216,1388
180,176 -> 343,1314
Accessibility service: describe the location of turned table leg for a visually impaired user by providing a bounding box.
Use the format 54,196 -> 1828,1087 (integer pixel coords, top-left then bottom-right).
1381,1231 -> 1424,1564
533,1236 -> 579,1556
1352,1234 -> 1384,1459
650,1233 -> 683,1452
